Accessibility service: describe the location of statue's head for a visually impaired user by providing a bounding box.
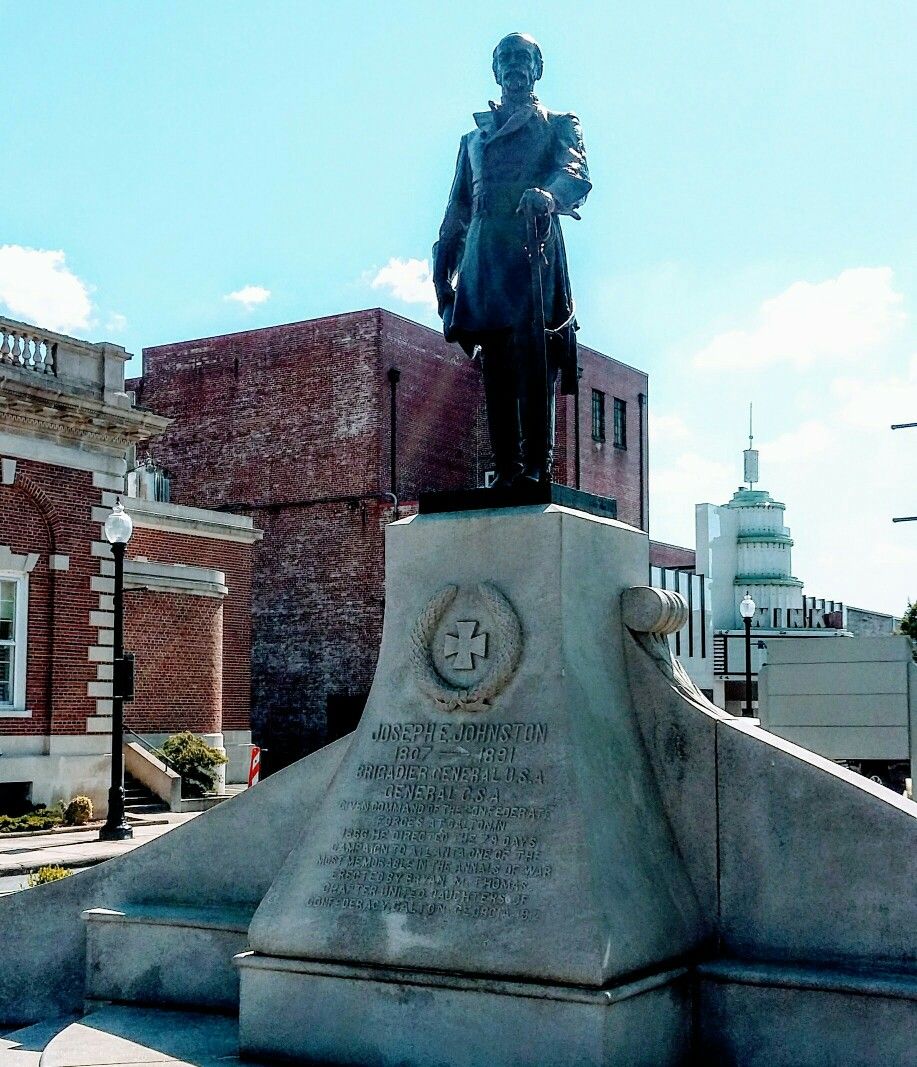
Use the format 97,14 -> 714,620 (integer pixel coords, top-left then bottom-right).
492,33 -> 543,94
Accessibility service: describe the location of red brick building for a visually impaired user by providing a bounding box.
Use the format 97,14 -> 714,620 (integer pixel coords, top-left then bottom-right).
0,316 -> 258,815
647,540 -> 697,571
134,309 -> 653,769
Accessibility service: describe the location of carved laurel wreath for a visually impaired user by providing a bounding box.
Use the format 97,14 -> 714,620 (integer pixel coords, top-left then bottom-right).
409,583 -> 523,712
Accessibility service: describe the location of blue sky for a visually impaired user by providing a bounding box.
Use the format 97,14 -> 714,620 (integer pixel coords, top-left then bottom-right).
2,1 -> 914,613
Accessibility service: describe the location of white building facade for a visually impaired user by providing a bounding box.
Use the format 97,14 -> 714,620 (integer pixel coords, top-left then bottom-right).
661,437 -> 866,714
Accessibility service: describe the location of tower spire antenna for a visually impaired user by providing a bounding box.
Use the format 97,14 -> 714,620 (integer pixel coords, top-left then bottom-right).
743,402 -> 759,489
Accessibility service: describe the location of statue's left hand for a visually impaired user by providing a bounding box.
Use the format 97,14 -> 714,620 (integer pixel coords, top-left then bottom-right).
516,188 -> 555,217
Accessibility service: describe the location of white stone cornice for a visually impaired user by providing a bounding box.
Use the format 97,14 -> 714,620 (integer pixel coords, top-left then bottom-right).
124,559 -> 229,598
0,369 -> 171,447
114,497 -> 263,544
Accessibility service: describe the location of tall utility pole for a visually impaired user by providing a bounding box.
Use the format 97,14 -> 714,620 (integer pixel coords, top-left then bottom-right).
892,423 -> 916,523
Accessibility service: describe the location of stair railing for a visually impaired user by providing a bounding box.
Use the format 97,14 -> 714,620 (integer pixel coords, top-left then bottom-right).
123,724 -> 182,776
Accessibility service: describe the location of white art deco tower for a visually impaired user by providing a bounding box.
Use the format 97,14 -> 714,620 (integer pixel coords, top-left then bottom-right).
696,414 -> 803,630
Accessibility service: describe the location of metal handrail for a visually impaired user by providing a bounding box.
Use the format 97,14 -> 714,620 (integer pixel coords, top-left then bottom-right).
123,724 -> 182,776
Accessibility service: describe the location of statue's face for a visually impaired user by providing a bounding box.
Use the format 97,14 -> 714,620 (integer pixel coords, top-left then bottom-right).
493,37 -> 539,94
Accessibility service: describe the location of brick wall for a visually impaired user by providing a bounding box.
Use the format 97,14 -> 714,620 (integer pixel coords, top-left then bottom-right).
650,542 -> 698,570
138,309 -> 651,764
124,589 -> 222,734
127,527 -> 253,732
246,500 -> 392,764
0,461 -> 102,736
134,310 -> 382,510
0,456 -> 254,746
568,345 -> 649,529
377,313 -> 484,498
0,480 -> 52,736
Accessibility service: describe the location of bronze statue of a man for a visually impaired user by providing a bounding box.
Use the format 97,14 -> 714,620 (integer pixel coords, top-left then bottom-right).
433,33 -> 591,487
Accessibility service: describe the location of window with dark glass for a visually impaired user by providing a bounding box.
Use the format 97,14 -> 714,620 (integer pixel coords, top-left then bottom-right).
591,389 -> 605,442
613,397 -> 627,449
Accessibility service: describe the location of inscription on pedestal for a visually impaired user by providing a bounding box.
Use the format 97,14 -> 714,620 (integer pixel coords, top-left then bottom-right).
307,719 -> 553,923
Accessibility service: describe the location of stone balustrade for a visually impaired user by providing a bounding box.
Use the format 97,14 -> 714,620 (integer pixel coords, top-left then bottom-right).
0,314 -> 131,405
0,318 -> 57,374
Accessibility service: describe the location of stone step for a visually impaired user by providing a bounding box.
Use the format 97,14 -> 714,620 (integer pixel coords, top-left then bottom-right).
122,774 -> 169,814
0,1018 -> 75,1067
123,801 -> 169,815
38,1004 -> 257,1067
82,903 -> 255,1012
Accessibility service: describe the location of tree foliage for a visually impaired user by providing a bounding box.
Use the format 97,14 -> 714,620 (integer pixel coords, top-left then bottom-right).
900,601 -> 917,641
160,731 -> 227,797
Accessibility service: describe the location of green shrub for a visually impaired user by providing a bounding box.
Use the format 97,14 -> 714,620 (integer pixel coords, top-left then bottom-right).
0,806 -> 64,834
27,865 -> 72,887
160,732 -> 227,797
63,795 -> 93,826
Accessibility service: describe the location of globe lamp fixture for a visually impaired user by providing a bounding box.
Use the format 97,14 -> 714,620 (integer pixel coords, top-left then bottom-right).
740,591 -> 756,718
104,499 -> 133,545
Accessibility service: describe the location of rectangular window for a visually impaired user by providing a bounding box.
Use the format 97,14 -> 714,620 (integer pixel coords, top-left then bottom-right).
0,576 -> 27,712
613,397 -> 627,449
591,389 -> 605,442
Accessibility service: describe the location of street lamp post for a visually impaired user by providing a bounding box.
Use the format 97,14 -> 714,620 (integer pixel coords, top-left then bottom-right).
99,498 -> 134,841
740,592 -> 756,718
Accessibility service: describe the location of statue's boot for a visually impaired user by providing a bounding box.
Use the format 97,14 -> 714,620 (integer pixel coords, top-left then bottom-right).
482,341 -> 524,486
520,356 -> 557,485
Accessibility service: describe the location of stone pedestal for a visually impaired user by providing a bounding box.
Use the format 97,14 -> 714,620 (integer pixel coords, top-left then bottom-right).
237,956 -> 691,1067
239,503 -> 705,1065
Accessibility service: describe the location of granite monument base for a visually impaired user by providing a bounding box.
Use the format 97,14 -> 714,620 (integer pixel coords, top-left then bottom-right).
239,502 -> 704,1065
237,954 -> 691,1067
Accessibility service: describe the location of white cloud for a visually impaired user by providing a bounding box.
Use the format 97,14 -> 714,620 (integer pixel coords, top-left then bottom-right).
225,284 -> 271,310
0,244 -> 93,334
649,412 -> 691,446
693,267 -> 905,371
830,353 -> 917,430
370,257 -> 437,310
105,311 -> 128,333
651,451 -> 735,550
755,419 -> 832,464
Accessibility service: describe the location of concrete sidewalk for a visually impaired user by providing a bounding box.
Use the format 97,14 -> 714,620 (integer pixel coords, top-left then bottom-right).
1,1004 -> 259,1067
0,812 -> 201,890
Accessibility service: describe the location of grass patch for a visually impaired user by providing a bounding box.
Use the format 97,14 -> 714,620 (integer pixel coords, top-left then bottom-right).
0,805 -> 65,834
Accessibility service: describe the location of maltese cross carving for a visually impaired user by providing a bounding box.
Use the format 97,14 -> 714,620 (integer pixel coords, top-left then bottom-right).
443,620 -> 488,671
409,583 -> 522,712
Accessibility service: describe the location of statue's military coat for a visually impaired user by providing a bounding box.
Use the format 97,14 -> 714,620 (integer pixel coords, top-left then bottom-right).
433,102 -> 591,392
